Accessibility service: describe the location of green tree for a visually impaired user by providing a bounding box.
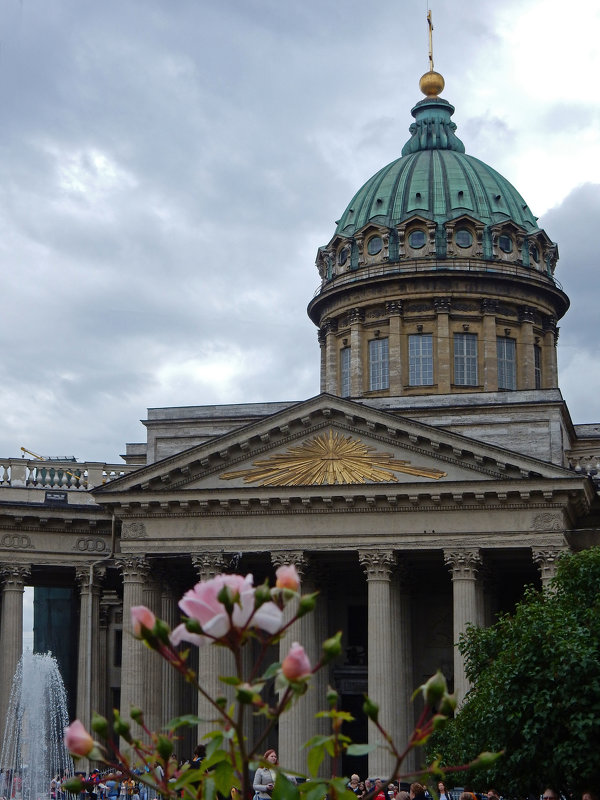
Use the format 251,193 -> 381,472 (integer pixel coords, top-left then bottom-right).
429,547 -> 600,795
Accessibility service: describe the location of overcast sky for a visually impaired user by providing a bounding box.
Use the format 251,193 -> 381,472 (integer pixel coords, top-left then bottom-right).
1,0 -> 600,465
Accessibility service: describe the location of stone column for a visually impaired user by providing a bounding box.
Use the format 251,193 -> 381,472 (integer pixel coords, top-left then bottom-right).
191,553 -> 232,738
387,302 -> 403,395
117,556 -> 150,726
542,316 -> 558,389
434,298 -> 451,392
391,559 -> 414,772
481,299 -> 498,391
518,306 -> 535,389
0,564 -> 30,743
443,549 -> 482,706
271,551 -> 319,774
324,320 -> 339,395
359,550 -> 395,778
161,584 -> 181,748
349,309 -> 364,397
142,575 -> 164,735
532,547 -> 565,590
75,566 -> 105,735
318,329 -> 327,394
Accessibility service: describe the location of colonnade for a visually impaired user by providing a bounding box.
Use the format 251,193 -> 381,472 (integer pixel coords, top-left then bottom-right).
0,545 -> 565,776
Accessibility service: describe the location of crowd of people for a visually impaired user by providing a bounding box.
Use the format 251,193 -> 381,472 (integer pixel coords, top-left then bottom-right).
42,760 -> 597,800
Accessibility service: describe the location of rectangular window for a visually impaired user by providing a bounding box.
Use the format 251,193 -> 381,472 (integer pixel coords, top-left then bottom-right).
534,344 -> 542,389
340,347 -> 351,397
409,333 -> 433,385
369,338 -> 389,390
453,333 -> 478,386
497,336 -> 516,390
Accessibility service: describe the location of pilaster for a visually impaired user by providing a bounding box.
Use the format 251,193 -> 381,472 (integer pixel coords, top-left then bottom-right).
443,549 -> 482,706
434,298 -> 451,392
349,309 -> 364,397
519,306 -> 535,389
358,549 -> 395,778
324,320 -> 338,395
387,301 -> 403,395
481,299 -> 498,391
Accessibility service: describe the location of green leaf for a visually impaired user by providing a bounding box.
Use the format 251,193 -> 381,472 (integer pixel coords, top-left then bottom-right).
262,661 -> 282,680
272,774 -> 300,800
213,760 -> 235,797
299,781 -> 328,800
165,714 -> 205,731
307,744 -> 325,777
345,743 -> 374,756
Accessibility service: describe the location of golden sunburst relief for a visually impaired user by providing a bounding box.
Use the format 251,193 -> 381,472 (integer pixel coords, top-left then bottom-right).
219,429 -> 446,486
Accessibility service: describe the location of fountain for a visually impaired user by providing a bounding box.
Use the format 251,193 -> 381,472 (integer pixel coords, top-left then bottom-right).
1,652 -> 72,800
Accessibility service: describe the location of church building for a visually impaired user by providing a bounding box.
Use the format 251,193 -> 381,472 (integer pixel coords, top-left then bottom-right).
1,59 -> 599,778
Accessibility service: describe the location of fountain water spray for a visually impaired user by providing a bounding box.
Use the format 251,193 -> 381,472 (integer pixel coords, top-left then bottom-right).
1,651 -> 72,800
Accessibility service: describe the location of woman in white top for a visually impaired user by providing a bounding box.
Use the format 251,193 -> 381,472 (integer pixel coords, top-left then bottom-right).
253,750 -> 278,800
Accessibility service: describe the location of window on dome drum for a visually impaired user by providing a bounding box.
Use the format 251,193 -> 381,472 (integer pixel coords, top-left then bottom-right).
408,229 -> 426,249
453,333 -> 478,386
531,244 -> 539,263
340,347 -> 351,398
409,333 -> 433,386
369,338 -> 389,391
497,337 -> 516,390
455,228 -> 473,248
338,246 -> 349,266
367,236 -> 383,255
498,234 -> 513,253
534,344 -> 542,389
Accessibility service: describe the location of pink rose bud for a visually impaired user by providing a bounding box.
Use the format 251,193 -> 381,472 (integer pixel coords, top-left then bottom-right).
131,605 -> 156,638
275,564 -> 300,591
281,641 -> 311,681
64,719 -> 94,757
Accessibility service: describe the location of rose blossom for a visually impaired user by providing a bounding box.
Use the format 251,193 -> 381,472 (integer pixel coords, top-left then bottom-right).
176,573 -> 283,644
131,605 -> 156,638
64,719 -> 94,757
275,564 -> 300,592
281,641 -> 311,681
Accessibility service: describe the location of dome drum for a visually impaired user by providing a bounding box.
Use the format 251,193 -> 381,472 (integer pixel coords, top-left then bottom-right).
310,80 -> 568,402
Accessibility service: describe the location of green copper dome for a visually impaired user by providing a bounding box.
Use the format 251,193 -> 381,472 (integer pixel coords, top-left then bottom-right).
335,95 -> 539,239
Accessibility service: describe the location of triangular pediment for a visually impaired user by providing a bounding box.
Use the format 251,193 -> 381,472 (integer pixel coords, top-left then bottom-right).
95,395 -> 578,504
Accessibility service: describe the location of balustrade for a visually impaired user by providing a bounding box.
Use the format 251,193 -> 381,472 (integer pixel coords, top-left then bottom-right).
0,458 -> 137,490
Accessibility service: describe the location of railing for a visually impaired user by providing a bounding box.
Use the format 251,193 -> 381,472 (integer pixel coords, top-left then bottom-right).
312,258 -> 564,298
0,458 -> 140,491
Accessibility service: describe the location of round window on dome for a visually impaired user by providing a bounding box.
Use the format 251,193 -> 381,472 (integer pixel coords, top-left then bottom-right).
499,234 -> 513,253
338,246 -> 349,266
455,228 -> 473,248
367,236 -> 383,255
408,229 -> 426,249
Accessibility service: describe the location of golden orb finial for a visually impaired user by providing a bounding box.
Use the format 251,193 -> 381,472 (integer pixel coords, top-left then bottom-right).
419,70 -> 445,97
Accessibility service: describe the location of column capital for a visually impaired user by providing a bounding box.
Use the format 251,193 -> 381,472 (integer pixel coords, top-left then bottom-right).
116,556 -> 150,582
385,300 -> 403,316
519,305 -> 536,324
271,550 -> 308,576
359,550 -> 395,579
75,565 -> 106,591
0,563 -> 31,588
322,319 -> 338,336
348,308 -> 365,325
191,552 -> 227,580
481,298 -> 498,315
532,547 -> 566,583
443,549 -> 482,579
433,296 -> 451,314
